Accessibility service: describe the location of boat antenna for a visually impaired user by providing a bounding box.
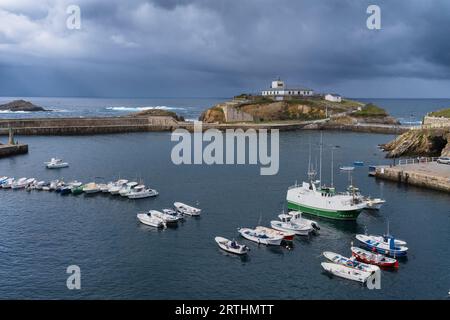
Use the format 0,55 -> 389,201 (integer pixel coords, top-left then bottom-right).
307,138 -> 316,180
331,146 -> 335,187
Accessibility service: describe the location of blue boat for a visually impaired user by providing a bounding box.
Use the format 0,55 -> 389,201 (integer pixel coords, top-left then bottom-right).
356,234 -> 408,257
353,161 -> 364,166
60,187 -> 72,195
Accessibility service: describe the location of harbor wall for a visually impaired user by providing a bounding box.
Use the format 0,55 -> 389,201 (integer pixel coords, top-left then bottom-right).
0,116 -> 410,135
375,165 -> 450,193
0,144 -> 28,158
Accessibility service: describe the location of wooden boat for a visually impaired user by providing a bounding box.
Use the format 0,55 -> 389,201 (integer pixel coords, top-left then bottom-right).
215,237 -> 249,255
321,262 -> 372,283
323,251 -> 379,273
356,234 -> 408,257
255,226 -> 295,242
351,247 -> 398,268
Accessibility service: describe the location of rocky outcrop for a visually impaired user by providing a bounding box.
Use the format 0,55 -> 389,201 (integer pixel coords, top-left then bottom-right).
382,128 -> 449,158
199,107 -> 226,123
0,100 -> 47,112
128,108 -> 184,121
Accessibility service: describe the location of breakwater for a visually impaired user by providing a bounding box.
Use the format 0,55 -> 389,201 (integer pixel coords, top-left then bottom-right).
0,116 -> 411,135
0,144 -> 28,158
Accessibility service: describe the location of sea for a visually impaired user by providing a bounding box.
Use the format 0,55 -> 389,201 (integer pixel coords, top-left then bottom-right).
0,97 -> 449,299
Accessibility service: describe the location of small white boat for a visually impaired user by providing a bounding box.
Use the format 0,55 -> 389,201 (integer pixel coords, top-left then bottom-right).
127,188 -> 158,199
365,234 -> 406,246
288,211 -> 320,231
215,236 -> 249,255
321,262 -> 372,283
2,178 -> 14,188
364,198 -> 386,210
270,214 -> 313,236
45,158 -> 69,169
83,183 -> 101,194
238,227 -> 283,246
137,213 -> 165,228
356,234 -> 408,257
323,251 -> 380,273
255,226 -> 295,242
12,177 -> 28,189
119,182 -> 138,197
34,181 -> 46,190
174,202 -> 201,216
109,179 -> 128,195
340,166 -> 355,171
0,176 -> 8,184
162,209 -> 184,220
149,210 -> 179,224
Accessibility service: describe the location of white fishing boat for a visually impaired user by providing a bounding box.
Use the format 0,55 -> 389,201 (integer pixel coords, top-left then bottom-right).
119,182 -> 138,197
321,262 -> 372,283
128,188 -> 158,199
364,198 -> 386,210
339,166 -> 355,171
109,179 -> 128,194
356,234 -> 408,257
270,214 -> 313,236
137,213 -> 166,228
83,182 -> 101,194
255,226 -> 295,241
364,234 -> 407,246
174,202 -> 201,216
288,211 -> 320,231
149,210 -> 179,224
45,158 -> 69,169
12,177 -> 28,189
323,251 -> 380,273
34,181 -> 46,190
238,227 -> 283,246
215,237 -> 249,255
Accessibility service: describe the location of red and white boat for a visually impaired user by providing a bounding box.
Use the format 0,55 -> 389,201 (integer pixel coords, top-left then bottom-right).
351,246 -> 399,268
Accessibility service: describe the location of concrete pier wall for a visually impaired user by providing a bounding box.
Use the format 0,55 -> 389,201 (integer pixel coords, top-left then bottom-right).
0,144 -> 28,158
375,163 -> 450,193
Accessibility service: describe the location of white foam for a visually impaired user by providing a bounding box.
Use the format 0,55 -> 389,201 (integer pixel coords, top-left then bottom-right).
106,106 -> 185,112
0,110 -> 31,114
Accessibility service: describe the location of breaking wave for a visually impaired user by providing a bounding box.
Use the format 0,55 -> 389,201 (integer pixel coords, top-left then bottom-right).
0,110 -> 31,114
106,106 -> 185,112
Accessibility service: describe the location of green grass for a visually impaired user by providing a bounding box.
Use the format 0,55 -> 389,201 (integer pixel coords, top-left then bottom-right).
429,108 -> 450,118
353,103 -> 388,117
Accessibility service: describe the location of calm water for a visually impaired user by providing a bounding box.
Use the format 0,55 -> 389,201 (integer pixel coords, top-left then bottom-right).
1,97 -> 450,124
0,130 -> 449,299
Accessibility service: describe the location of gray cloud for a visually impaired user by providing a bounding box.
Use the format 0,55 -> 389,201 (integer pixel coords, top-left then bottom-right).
0,0 -> 449,97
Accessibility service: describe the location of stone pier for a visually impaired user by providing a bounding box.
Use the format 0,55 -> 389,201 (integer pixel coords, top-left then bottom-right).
375,162 -> 450,193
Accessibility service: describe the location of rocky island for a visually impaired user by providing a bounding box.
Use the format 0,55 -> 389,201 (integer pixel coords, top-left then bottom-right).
199,94 -> 398,128
0,100 -> 48,112
382,108 -> 450,158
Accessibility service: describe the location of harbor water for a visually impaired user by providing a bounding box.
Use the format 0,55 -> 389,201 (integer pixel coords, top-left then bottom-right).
1,129 -> 449,299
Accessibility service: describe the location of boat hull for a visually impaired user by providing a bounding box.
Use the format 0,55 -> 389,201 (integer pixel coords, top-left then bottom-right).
287,201 -> 362,220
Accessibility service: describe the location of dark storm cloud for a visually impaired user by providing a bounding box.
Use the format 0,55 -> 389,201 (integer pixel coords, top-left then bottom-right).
0,0 -> 450,97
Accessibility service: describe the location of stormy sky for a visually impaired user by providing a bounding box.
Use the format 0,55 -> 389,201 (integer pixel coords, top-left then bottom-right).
1,0 -> 450,98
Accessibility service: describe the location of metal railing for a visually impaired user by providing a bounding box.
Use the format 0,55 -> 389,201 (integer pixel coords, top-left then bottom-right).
397,157 -> 439,166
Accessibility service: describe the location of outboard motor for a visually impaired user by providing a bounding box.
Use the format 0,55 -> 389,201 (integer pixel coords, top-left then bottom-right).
312,222 -> 320,231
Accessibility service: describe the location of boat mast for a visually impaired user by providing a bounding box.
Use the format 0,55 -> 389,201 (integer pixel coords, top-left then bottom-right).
319,132 -> 323,185
331,147 -> 334,187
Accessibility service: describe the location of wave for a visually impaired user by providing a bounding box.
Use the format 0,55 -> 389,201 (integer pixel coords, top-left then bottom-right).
0,110 -> 31,114
106,106 -> 185,112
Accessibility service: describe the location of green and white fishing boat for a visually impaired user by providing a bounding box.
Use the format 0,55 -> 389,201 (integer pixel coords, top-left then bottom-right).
286,180 -> 366,220
286,134 -> 366,220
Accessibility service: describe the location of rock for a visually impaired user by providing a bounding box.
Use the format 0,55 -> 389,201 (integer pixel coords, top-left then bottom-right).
127,108 -> 184,121
199,107 -> 225,123
382,128 -> 449,158
0,100 -> 47,112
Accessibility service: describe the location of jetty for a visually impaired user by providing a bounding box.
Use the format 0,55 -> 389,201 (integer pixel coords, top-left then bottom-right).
0,128 -> 28,158
374,158 -> 450,193
0,116 -> 411,136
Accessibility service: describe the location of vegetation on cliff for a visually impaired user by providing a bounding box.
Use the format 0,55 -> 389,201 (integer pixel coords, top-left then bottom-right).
353,103 -> 388,117
0,100 -> 46,112
429,108 -> 450,118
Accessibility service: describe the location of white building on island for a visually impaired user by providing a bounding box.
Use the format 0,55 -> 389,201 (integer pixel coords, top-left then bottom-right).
324,93 -> 342,102
261,79 -> 314,98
